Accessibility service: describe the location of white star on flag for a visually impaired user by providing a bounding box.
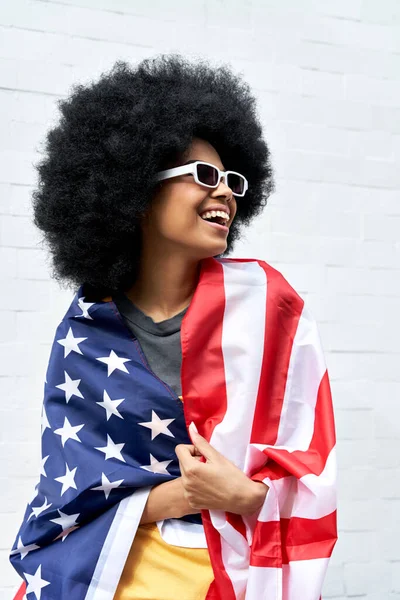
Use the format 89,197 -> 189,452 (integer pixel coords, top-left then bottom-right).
141,453 -> 173,475
96,349 -> 131,377
96,390 -> 125,420
24,564 -> 50,599
50,510 -> 80,541
50,509 -> 80,530
54,464 -> 78,495
40,455 -> 49,477
90,473 -> 125,500
57,327 -> 87,358
27,497 -> 52,521
74,296 -> 96,320
54,417 -> 84,447
10,536 -> 40,559
53,524 -> 80,542
28,482 -> 40,505
138,410 -> 176,440
56,371 -> 84,403
95,434 -> 126,462
41,406 -> 50,436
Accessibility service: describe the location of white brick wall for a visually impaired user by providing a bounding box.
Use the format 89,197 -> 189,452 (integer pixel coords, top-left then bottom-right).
1,1 -> 399,598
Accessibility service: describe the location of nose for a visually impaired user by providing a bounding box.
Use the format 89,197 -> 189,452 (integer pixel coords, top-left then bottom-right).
212,175 -> 234,202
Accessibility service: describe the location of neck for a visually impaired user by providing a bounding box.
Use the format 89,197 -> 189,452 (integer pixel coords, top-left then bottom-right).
125,248 -> 202,321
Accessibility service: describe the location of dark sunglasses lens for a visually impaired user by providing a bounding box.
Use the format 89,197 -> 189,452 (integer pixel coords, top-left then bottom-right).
197,164 -> 245,195
227,173 -> 245,195
197,163 -> 219,186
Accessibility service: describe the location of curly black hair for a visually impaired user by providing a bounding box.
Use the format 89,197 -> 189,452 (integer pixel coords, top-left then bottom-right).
32,53 -> 276,300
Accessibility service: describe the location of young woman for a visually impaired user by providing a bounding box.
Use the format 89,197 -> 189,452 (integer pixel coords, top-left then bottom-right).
10,54 -> 337,600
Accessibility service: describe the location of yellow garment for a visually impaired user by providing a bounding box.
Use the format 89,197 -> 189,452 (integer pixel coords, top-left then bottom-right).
113,522 -> 214,600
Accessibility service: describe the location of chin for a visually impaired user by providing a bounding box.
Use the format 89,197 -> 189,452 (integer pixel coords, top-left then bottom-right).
203,242 -> 227,258
181,233 -> 228,258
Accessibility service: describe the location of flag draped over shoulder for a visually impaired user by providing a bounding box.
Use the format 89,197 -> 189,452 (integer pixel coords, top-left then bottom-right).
10,257 -> 337,600
181,258 -> 338,600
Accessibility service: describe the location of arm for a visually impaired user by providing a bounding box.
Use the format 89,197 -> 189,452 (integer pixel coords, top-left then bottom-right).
140,476 -> 268,524
139,477 -> 195,524
240,480 -> 269,515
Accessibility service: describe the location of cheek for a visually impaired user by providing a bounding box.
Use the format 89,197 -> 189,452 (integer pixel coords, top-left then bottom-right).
150,185 -> 208,238
164,191 -> 204,225
154,203 -> 199,238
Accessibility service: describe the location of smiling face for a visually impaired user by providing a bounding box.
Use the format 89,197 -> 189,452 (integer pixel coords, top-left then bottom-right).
140,137 -> 238,260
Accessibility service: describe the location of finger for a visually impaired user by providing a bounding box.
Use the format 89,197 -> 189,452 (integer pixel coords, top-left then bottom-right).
176,444 -> 200,457
176,443 -> 204,458
188,424 -> 216,461
192,444 -> 203,457
175,444 -> 202,471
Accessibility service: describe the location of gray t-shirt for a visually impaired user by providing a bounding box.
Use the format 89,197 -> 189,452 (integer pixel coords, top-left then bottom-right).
113,292 -> 188,397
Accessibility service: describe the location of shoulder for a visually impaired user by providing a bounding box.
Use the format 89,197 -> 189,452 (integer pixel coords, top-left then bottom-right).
216,257 -> 303,305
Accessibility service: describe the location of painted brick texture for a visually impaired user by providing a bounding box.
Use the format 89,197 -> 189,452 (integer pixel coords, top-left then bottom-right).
1,1 -> 399,598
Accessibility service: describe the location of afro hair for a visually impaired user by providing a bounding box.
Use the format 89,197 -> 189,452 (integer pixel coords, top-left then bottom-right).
32,53 -> 276,300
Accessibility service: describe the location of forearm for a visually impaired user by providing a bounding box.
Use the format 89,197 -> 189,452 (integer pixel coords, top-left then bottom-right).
236,480 -> 269,516
139,479 -> 185,525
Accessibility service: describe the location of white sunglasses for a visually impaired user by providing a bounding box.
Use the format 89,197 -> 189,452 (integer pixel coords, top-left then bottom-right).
154,160 -> 248,197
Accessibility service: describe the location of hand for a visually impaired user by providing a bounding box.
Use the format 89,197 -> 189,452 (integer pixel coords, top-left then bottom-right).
140,472 -> 204,524
175,422 -> 269,516
173,475 -> 204,519
173,456 -> 207,519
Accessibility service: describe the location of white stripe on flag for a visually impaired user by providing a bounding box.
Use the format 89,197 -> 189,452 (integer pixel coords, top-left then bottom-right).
293,445 -> 337,519
84,486 -> 152,600
245,476 -> 283,599
212,259 -> 267,471
276,303 -> 326,450
208,260 -> 268,600
283,557 -> 330,600
246,565 -> 282,600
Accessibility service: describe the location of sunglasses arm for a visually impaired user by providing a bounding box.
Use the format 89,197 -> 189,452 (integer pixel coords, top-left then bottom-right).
154,164 -> 195,182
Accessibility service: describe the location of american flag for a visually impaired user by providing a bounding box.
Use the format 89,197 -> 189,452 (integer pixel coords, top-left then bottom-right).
10,257 -> 338,599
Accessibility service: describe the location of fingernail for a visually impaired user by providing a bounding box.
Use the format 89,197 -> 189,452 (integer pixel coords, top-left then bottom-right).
189,421 -> 198,434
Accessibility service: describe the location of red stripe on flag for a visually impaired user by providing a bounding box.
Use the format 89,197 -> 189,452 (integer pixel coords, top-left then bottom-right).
250,510 -> 338,567
226,511 -> 248,540
181,257 -> 228,441
248,519 -> 283,569
254,369 -> 336,479
282,510 -> 338,563
201,509 -> 236,600
250,261 -> 304,447
181,257 -> 236,600
293,370 -> 336,474
12,582 -> 26,600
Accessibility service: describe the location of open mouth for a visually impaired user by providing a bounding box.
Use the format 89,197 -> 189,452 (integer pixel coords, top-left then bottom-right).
199,210 -> 230,231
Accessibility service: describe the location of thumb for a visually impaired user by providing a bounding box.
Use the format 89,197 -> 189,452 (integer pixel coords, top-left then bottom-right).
188,422 -> 216,461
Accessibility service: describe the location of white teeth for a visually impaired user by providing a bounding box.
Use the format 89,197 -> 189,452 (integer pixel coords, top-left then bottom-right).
200,210 -> 229,225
